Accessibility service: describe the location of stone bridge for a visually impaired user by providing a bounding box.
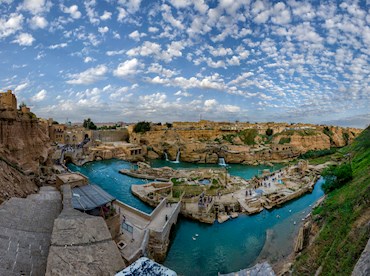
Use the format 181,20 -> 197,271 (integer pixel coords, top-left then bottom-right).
114,198 -> 181,263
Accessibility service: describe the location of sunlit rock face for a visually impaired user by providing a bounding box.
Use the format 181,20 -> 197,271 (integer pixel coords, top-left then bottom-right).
0,109 -> 51,202
129,122 -> 361,164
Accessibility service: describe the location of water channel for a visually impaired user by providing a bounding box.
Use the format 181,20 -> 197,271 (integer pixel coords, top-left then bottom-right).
68,159 -> 324,275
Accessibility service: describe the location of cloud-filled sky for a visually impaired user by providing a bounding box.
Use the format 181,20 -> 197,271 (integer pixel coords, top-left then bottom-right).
0,0 -> 369,127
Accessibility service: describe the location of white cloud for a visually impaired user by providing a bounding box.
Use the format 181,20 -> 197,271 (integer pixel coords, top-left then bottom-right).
12,33 -> 35,46
0,13 -> 24,39
19,0 -> 51,15
84,56 -> 94,63
117,7 -> 127,22
98,26 -> 109,34
100,11 -> 112,20
148,27 -> 159,33
61,4 -> 82,19
67,65 -> 108,85
84,0 -> 99,24
29,15 -> 48,29
14,82 -> 29,92
49,43 -> 67,49
174,90 -> 191,97
128,30 -> 146,41
32,89 -> 47,102
118,0 -> 142,13
113,58 -> 140,78
204,99 -> 217,108
106,49 -> 126,56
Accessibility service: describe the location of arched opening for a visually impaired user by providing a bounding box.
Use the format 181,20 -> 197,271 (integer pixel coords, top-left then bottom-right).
84,133 -> 89,139
64,156 -> 72,164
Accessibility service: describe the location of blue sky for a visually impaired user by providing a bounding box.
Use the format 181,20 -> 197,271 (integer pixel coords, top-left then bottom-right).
0,0 -> 369,127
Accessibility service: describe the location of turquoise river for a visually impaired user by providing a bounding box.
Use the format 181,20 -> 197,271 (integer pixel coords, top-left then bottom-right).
68,159 -> 324,276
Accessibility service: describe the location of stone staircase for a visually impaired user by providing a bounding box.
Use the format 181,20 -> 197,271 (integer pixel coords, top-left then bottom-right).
0,186 -> 62,276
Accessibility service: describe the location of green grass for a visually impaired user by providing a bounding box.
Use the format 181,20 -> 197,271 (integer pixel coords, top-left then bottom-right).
278,137 -> 291,144
293,126 -> 370,275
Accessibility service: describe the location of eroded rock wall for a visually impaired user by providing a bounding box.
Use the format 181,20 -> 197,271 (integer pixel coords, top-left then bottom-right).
0,109 -> 51,202
130,123 -> 362,164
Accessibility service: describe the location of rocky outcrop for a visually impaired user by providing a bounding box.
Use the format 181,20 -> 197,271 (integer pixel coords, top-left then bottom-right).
130,123 -> 362,164
0,109 -> 50,202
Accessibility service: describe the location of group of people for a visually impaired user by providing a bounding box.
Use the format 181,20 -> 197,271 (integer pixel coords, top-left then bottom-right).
198,192 -> 213,208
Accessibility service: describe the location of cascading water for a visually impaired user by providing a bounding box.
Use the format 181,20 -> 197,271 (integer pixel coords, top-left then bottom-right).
171,150 -> 180,163
218,157 -> 227,166
164,152 -> 169,161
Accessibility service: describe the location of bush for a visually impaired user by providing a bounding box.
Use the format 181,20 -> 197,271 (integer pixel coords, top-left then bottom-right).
266,128 -> 273,136
322,163 -> 353,193
133,121 -> 151,133
279,137 -> 291,144
299,148 -> 337,159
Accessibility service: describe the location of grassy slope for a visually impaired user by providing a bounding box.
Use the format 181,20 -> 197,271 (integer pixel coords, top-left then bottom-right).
293,126 -> 370,275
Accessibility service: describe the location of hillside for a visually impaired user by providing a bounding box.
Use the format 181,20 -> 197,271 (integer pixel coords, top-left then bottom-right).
129,121 -> 362,164
292,126 -> 370,275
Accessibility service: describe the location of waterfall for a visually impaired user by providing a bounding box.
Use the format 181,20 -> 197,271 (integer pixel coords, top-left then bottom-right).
171,150 -> 180,163
218,157 -> 227,166
164,152 -> 169,161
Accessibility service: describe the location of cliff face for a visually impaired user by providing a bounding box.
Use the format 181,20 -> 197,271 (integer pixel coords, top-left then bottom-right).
130,123 -> 362,164
0,109 -> 50,202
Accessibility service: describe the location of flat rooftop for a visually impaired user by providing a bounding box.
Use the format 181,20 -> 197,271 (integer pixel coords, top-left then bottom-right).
56,173 -> 87,183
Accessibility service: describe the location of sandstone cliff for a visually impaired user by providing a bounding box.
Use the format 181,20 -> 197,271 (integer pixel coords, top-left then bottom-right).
130,123 -> 362,164
0,109 -> 50,202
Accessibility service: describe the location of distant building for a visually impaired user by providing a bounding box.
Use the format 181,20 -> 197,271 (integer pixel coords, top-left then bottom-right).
0,90 -> 17,110
49,123 -> 66,144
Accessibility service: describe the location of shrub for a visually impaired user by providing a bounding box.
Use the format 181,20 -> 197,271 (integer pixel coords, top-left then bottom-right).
279,137 -> 291,144
322,163 -> 353,193
133,121 -> 151,133
266,128 -> 273,136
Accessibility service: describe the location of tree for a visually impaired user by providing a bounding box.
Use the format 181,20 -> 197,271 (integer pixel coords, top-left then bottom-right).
133,121 -> 151,133
166,122 -> 173,129
266,128 -> 273,136
322,163 -> 353,194
83,118 -> 97,130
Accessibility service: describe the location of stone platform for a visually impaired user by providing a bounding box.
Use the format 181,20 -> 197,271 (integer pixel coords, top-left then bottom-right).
0,186 -> 62,276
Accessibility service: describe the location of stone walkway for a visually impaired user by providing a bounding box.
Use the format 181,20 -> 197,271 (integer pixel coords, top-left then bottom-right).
0,186 -> 61,276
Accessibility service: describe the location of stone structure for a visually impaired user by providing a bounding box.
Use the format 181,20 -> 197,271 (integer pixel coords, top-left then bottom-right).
49,123 -> 66,144
0,186 -> 62,275
113,198 -> 181,263
55,172 -> 88,189
46,185 -> 125,275
64,126 -> 92,145
0,90 -> 17,110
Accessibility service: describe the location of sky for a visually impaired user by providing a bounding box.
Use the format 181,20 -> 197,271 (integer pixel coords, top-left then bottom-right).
0,0 -> 369,127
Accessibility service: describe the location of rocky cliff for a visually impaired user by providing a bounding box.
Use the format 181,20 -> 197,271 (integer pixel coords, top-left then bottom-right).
0,108 -> 50,203
130,123 -> 362,164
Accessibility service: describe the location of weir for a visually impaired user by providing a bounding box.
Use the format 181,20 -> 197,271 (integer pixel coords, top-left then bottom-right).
218,157 -> 227,166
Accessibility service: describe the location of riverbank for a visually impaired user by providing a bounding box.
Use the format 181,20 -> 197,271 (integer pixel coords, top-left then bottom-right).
123,160 -> 325,225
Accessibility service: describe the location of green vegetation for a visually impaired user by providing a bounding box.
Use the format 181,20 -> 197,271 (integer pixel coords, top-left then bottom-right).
342,132 -> 350,145
293,126 -> 370,275
133,121 -> 151,133
166,122 -> 173,128
321,163 -> 353,193
222,129 -> 257,145
83,118 -> 97,130
278,137 -> 291,144
98,124 -> 120,130
299,148 -> 337,160
171,178 -> 184,186
265,128 -> 273,136
323,126 -> 334,144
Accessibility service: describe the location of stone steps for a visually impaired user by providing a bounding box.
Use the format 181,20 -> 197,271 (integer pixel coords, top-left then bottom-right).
0,186 -> 62,276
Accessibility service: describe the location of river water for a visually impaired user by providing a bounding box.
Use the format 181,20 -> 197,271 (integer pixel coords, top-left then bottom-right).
68,159 -> 324,276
